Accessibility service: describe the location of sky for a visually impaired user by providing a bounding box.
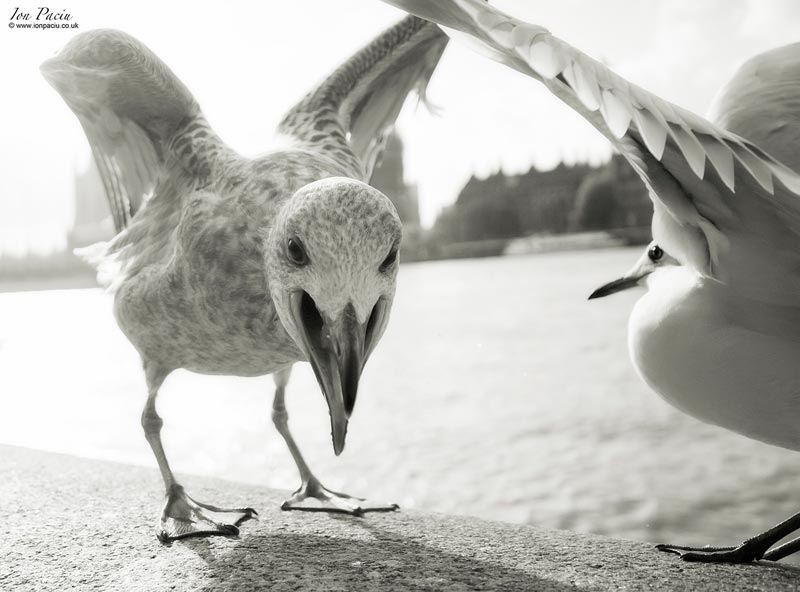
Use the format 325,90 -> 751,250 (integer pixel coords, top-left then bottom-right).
1,0 -> 798,255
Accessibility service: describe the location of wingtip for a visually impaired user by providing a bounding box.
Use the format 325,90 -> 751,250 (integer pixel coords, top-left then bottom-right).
39,55 -> 61,80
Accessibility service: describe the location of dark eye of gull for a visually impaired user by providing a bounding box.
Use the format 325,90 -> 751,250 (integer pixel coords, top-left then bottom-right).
648,245 -> 664,262
379,247 -> 398,272
287,237 -> 308,266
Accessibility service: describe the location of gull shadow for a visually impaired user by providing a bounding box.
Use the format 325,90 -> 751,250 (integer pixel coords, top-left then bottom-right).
178,519 -> 579,591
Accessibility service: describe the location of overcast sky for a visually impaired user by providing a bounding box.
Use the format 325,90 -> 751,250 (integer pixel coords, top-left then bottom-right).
1,0 -> 798,255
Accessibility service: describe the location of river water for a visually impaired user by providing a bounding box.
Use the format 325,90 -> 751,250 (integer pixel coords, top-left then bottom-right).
1,247 -> 798,555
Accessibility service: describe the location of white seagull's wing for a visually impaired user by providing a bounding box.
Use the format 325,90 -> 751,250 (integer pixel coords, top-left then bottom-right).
278,15 -> 448,181
382,0 -> 800,304
41,29 -> 227,233
711,44 -> 800,175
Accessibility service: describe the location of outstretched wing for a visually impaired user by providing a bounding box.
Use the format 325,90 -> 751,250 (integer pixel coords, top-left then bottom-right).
42,29 -> 229,233
382,0 -> 800,304
279,15 -> 448,181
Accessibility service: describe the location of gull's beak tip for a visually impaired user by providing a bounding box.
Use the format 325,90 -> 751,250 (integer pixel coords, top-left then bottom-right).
588,283 -> 613,300
292,294 -> 386,458
588,276 -> 641,300
332,420 -> 348,456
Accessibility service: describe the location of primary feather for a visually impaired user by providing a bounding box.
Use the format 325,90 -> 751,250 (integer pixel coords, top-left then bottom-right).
280,16 -> 447,181
381,0 -> 800,305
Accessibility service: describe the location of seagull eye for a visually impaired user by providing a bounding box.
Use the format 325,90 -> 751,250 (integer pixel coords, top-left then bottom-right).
648,245 -> 664,262
379,248 -> 398,272
287,238 -> 308,266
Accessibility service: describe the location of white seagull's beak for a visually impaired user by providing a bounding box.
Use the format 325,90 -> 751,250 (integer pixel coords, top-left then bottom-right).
589,256 -> 656,300
289,291 -> 387,455
588,274 -> 647,299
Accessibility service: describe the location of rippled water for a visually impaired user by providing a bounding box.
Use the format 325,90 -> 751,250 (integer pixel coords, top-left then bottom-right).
2,248 -> 799,557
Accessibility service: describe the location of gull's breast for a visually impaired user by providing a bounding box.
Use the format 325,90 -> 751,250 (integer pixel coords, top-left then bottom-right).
628,267 -> 800,452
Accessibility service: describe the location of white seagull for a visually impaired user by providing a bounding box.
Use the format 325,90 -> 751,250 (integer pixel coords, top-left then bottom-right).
381,0 -> 800,563
42,17 -> 447,541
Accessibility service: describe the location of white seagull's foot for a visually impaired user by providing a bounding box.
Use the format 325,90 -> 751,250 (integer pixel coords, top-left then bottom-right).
655,536 -> 800,563
157,484 -> 257,543
656,512 -> 800,563
280,477 -> 399,516
655,542 -> 770,563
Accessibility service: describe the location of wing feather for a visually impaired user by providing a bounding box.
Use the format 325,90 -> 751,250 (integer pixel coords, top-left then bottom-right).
279,16 -> 448,181
382,0 -> 800,302
42,29 -> 226,233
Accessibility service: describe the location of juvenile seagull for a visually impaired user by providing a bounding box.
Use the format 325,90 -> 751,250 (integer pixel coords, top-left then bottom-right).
382,0 -> 800,564
42,16 -> 447,541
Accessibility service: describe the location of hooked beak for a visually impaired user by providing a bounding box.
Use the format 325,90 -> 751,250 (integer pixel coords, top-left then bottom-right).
289,291 -> 388,456
588,273 -> 649,300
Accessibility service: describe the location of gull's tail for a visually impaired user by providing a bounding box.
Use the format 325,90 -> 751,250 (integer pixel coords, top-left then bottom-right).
73,241 -> 123,290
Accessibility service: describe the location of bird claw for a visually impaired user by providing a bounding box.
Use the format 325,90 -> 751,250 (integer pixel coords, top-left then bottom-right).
280,478 -> 399,516
157,484 -> 258,543
655,541 -> 768,563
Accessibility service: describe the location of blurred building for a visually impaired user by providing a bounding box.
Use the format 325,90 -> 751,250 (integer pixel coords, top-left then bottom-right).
431,155 -> 650,244
569,154 -> 652,233
68,158 -> 114,249
369,131 -> 420,228
432,161 -> 593,242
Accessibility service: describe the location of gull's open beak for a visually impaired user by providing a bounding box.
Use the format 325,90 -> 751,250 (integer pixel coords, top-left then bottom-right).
588,273 -> 648,300
289,291 -> 387,456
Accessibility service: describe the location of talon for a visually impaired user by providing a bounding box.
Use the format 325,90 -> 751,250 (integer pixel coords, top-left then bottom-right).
654,544 -> 683,556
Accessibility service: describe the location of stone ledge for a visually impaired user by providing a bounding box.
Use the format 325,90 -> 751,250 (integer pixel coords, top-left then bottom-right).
1,444 -> 798,591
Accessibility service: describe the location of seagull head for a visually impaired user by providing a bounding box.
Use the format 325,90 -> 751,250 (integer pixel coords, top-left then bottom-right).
267,177 -> 402,456
589,241 -> 680,299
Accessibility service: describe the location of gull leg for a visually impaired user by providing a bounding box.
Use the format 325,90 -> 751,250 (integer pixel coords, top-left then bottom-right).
656,510 -> 800,563
763,535 -> 800,561
142,364 -> 256,542
271,367 -> 398,515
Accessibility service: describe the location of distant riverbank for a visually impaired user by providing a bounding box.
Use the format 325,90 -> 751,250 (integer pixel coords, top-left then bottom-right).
1,232 -> 650,292
0,270 -> 97,293
404,228 -> 649,262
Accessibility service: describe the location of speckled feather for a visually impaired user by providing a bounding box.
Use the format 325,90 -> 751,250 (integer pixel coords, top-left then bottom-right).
43,17 -> 447,377
279,16 -> 447,181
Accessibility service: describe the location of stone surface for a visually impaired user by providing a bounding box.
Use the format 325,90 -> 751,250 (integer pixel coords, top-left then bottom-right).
2,444 -> 799,591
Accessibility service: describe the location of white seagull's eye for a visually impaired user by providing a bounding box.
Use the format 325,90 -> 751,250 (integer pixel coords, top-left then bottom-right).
287,238 -> 308,266
648,245 -> 664,262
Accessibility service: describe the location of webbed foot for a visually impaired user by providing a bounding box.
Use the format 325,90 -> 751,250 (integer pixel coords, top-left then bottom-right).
157,484 -> 257,543
655,541 -> 770,563
280,478 -> 399,516
656,533 -> 800,563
